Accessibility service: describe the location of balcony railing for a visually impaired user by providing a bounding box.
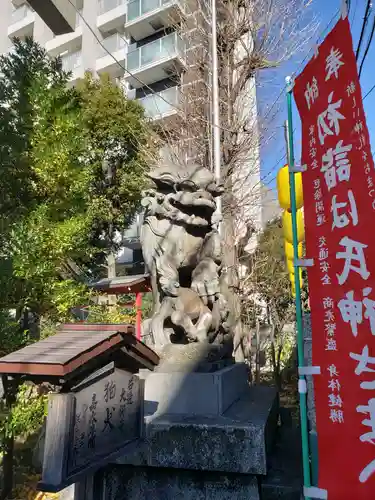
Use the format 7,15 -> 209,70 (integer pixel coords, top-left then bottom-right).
98,33 -> 126,58
127,32 -> 184,72
127,0 -> 173,23
11,4 -> 33,24
139,86 -> 179,119
61,49 -> 82,72
98,0 -> 126,15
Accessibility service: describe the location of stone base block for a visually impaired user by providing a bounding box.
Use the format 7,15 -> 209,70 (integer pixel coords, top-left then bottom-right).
143,363 -> 249,416
119,385 -> 278,475
152,343 -> 234,372
100,466 -> 260,500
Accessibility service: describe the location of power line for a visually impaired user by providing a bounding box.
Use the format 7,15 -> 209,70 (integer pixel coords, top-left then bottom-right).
229,7 -> 340,152
68,0 -> 340,138
359,12 -> 375,77
363,82 -> 375,100
69,0 -> 275,138
67,2 -> 180,113
68,2 -> 293,201
67,0 -> 236,136
66,0 -> 343,194
253,11 -> 339,192
66,0 -> 296,198
356,0 -> 372,60
351,0 -> 359,25
219,9 -> 339,193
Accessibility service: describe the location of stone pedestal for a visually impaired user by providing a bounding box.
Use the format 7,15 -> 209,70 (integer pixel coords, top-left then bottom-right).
142,362 -> 249,416
94,363 -> 279,500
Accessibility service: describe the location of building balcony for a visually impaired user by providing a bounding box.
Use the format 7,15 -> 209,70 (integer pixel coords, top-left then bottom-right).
139,86 -> 179,121
96,33 -> 126,76
45,10 -> 83,57
27,0 -> 76,35
97,0 -> 127,32
125,32 -> 185,89
8,4 -> 34,38
125,0 -> 184,41
61,49 -> 84,84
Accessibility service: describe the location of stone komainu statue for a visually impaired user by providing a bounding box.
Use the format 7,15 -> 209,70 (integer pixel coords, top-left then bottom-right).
140,162 -> 234,354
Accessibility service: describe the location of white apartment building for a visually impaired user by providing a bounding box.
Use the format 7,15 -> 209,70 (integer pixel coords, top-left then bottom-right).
1,0 -> 268,268
1,0 -> 184,117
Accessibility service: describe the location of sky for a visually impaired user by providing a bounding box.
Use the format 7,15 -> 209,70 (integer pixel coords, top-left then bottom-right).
259,0 -> 375,192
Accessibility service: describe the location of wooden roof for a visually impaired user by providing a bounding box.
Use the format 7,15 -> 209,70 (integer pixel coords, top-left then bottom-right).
0,323 -> 158,382
91,274 -> 151,295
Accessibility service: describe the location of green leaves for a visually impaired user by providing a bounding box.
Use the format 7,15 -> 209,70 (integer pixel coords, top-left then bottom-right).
0,311 -> 27,357
0,383 -> 47,449
0,40 -> 155,479
0,41 -> 153,324
77,73 -> 151,250
0,38 -> 69,221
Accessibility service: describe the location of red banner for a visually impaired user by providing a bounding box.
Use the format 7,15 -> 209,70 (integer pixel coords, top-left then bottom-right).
294,17 -> 375,499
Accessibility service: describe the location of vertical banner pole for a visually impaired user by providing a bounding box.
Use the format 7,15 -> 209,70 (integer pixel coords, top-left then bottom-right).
286,76 -> 312,499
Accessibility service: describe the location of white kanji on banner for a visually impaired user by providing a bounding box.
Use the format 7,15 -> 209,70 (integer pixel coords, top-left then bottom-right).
317,92 -> 345,145
325,47 -> 345,81
321,140 -> 352,190
350,345 -> 375,389
336,237 -> 370,285
356,398 -> 375,483
331,190 -> 358,230
305,77 -> 319,110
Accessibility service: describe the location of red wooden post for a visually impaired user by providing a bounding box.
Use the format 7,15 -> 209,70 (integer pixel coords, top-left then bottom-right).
135,292 -> 142,340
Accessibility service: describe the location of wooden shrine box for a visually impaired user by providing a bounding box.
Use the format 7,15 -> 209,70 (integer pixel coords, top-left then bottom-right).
0,323 -> 159,493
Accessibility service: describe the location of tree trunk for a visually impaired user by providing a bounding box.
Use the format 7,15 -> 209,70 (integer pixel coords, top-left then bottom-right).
107,251 -> 116,279
222,214 -> 244,361
268,310 -> 282,391
107,220 -> 117,308
270,340 -> 278,387
1,433 -> 14,500
253,319 -> 260,384
276,341 -> 283,388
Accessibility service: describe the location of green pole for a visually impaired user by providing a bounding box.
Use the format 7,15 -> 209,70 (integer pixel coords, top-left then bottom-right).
285,76 -> 312,500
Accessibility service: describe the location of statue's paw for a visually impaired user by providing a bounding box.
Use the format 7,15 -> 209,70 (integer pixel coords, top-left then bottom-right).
161,280 -> 180,297
196,330 -> 209,343
221,321 -> 231,333
191,281 -> 205,298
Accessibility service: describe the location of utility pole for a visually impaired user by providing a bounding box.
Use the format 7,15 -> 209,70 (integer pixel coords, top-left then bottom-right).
211,0 -> 222,232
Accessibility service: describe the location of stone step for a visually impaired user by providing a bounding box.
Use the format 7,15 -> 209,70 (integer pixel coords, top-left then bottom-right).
260,424 -> 302,500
